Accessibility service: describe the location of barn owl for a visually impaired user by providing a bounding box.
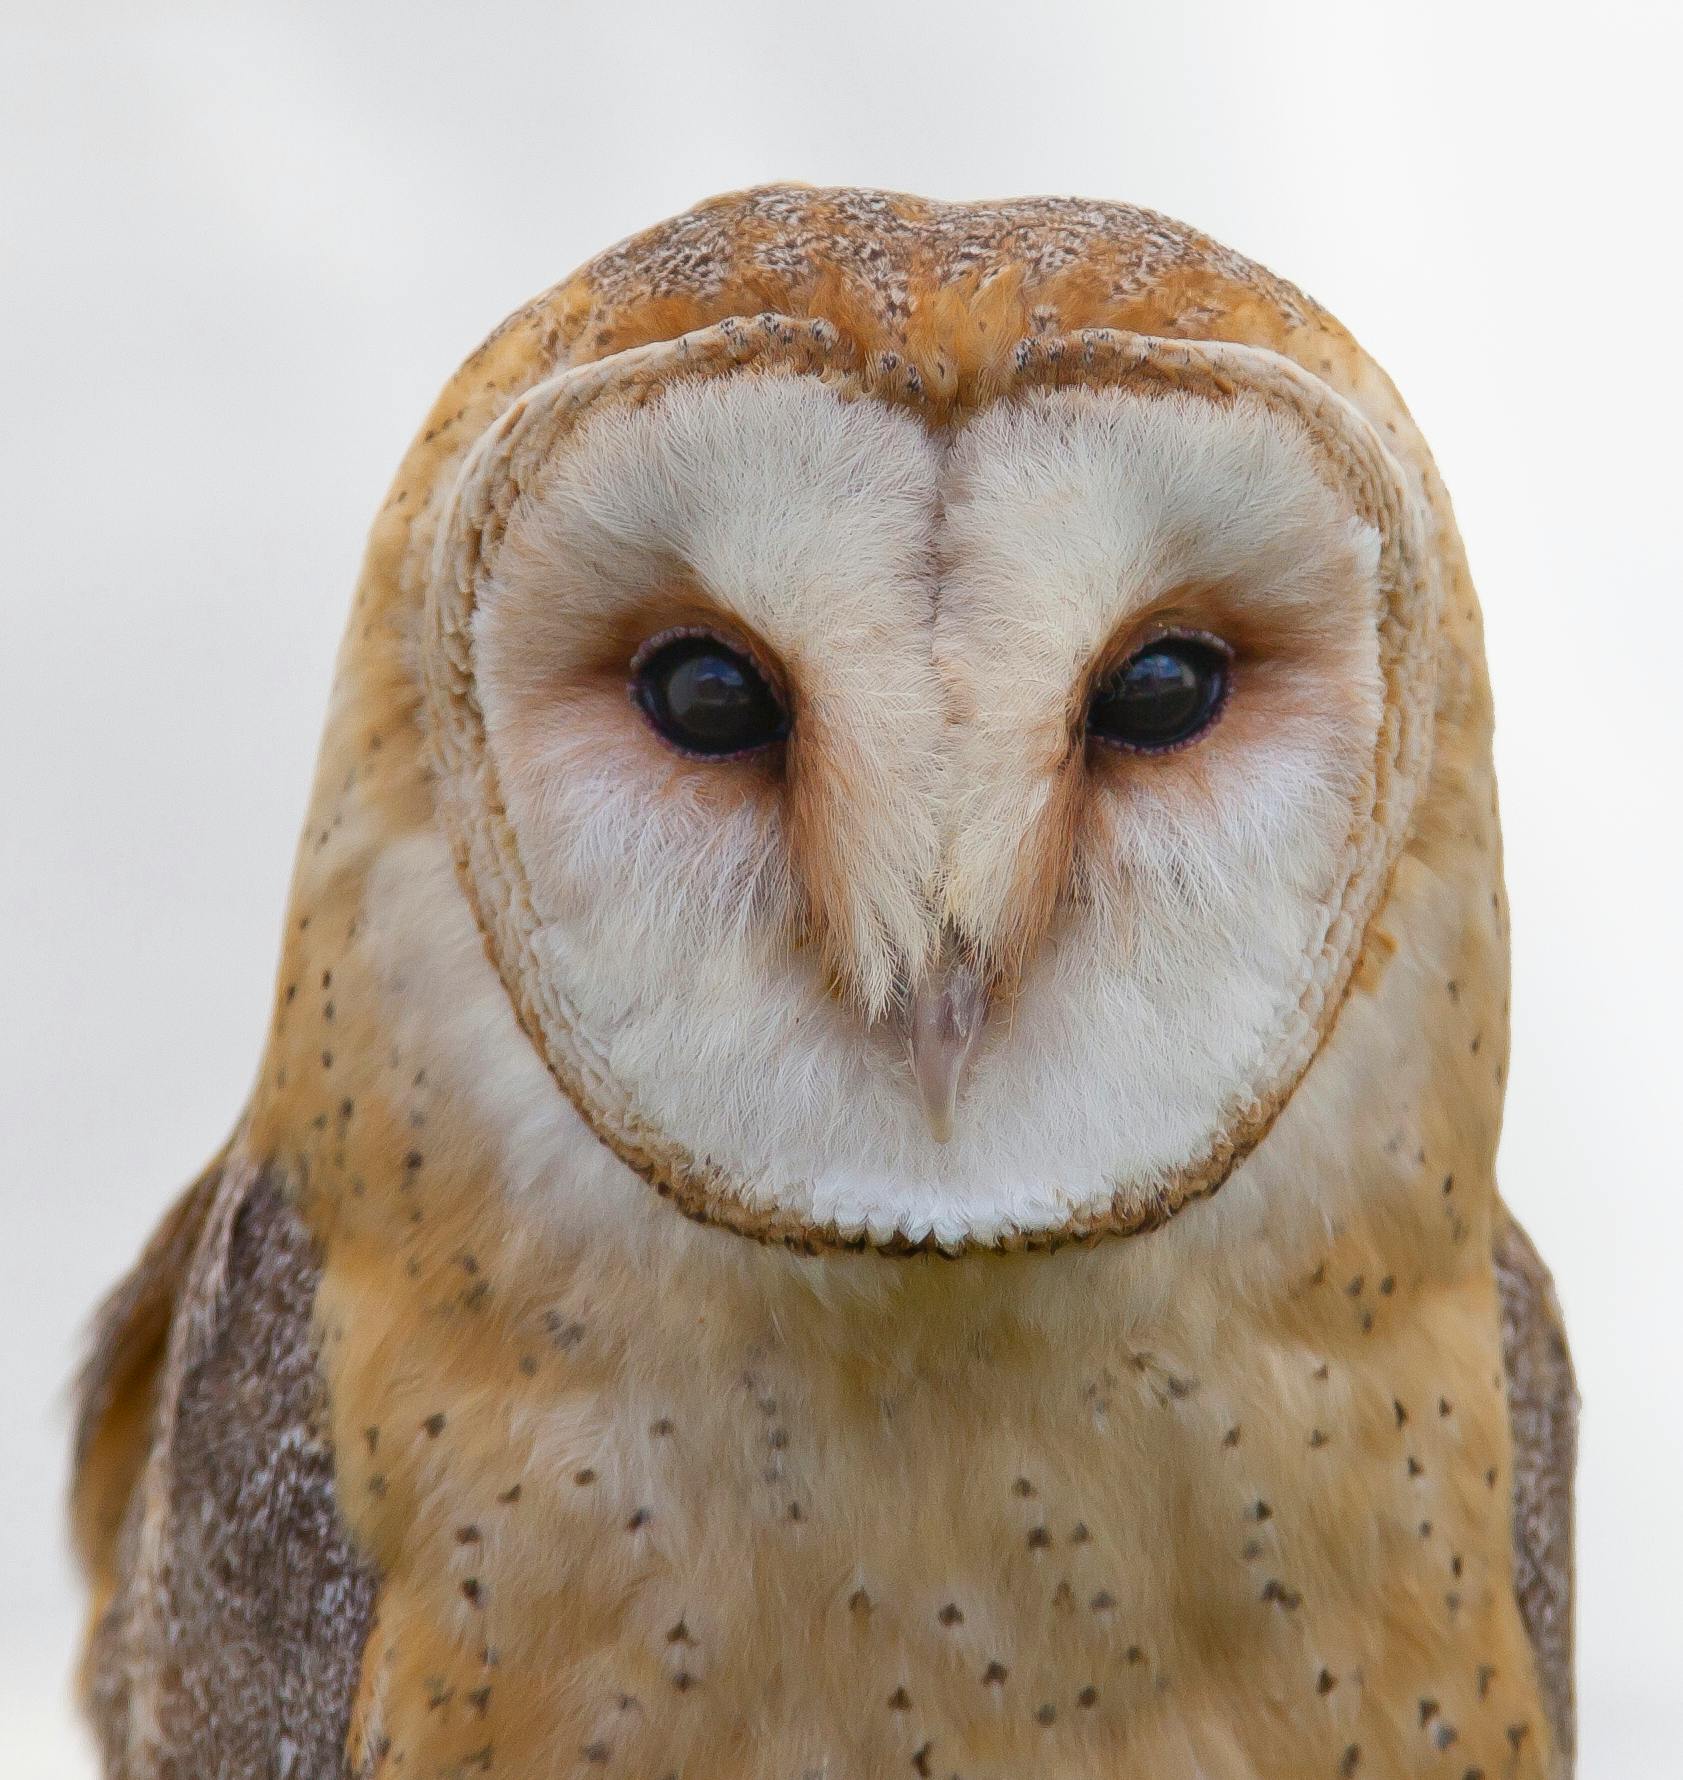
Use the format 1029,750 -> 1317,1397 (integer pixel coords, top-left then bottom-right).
72,186 -> 1576,1780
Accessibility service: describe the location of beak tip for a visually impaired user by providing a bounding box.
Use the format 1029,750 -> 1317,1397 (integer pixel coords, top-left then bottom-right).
907,960 -> 990,1147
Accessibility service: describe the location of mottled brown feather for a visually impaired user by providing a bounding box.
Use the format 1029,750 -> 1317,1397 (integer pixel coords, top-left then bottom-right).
1496,1206 -> 1578,1775
76,1166 -> 375,1775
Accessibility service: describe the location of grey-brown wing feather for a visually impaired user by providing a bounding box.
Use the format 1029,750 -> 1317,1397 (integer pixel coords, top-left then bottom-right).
1494,1205 -> 1578,1777
73,1161 -> 375,1776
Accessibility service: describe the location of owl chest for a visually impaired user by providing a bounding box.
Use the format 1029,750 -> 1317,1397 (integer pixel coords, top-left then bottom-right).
345,1294 -> 1548,1780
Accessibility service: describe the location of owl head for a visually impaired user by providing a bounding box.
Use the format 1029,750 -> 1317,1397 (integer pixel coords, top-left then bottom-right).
286,190 -> 1448,1256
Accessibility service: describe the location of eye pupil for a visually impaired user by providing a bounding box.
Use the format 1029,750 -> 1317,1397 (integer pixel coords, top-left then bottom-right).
1087,636 -> 1230,752
632,635 -> 787,757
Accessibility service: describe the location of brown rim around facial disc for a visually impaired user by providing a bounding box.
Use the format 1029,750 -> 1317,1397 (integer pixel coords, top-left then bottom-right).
422,314 -> 1438,1256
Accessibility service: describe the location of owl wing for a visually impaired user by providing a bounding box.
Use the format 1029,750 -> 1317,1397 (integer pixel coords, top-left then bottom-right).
70,1152 -> 375,1773
1494,1204 -> 1578,1775
70,1148 -> 227,1613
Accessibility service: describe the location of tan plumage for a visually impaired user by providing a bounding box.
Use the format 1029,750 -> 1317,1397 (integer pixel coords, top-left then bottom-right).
73,186 -> 1575,1778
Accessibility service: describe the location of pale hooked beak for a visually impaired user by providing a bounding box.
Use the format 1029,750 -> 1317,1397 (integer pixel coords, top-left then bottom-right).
906,960 -> 991,1144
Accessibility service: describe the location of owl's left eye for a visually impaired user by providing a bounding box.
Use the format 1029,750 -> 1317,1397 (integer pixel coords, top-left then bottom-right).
1087,632 -> 1232,754
630,631 -> 788,758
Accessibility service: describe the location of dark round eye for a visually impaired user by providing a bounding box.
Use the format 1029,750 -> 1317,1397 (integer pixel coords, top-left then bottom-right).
630,632 -> 788,757
1087,634 -> 1232,753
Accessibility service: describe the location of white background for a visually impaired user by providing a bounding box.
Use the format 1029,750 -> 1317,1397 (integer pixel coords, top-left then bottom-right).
3,1 -> 1678,1771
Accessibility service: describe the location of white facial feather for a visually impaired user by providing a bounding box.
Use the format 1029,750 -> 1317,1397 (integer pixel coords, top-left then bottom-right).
482,374 -> 947,1014
469,374 -> 1384,1246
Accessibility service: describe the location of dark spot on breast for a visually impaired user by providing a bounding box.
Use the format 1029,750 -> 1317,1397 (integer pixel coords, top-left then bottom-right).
983,1661 -> 1008,1685
937,1603 -> 963,1627
1077,1686 -> 1098,1708
1317,1669 -> 1337,1694
422,1413 -> 445,1438
461,1578 -> 482,1607
1026,1527 -> 1052,1549
888,1686 -> 911,1710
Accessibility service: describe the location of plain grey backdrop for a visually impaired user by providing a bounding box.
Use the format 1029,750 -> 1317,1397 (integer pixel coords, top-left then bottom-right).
3,0 -> 1678,1770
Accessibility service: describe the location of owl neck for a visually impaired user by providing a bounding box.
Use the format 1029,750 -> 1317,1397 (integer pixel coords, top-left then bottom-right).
303,1084 -> 1544,1777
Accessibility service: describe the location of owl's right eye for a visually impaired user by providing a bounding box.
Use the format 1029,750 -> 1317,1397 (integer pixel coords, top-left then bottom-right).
630,631 -> 789,759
